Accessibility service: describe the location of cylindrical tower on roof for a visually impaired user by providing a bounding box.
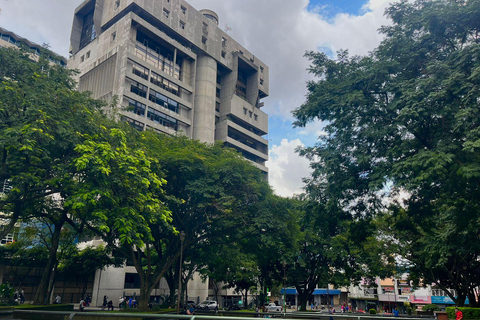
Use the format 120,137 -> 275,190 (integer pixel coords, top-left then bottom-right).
199,9 -> 219,25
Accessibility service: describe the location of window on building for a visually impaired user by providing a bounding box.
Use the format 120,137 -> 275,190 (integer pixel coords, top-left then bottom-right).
216,88 -> 221,99
147,107 -> 178,131
115,0 -> 120,9
215,102 -> 220,112
254,114 -> 258,121
181,5 -> 187,14
243,108 -> 247,115
249,111 -> 253,118
222,37 -> 227,47
180,21 -> 186,30
127,98 -> 146,116
260,78 -> 264,85
236,71 -> 247,99
122,116 -> 144,131
80,55 -> 85,63
149,88 -> 180,114
131,61 -> 149,80
86,51 -> 91,59
111,31 -> 116,42
79,10 -> 96,50
129,79 -> 148,98
202,22 -> 208,34
150,71 -> 180,96
221,51 -> 226,58
124,273 -> 141,289
201,36 -> 207,46
216,73 -> 221,85
163,8 -> 170,18
260,66 -> 264,73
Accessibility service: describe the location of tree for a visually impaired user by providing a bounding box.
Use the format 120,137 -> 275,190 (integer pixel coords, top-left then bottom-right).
115,133 -> 271,310
293,0 -> 480,307
58,246 -> 121,299
0,47 -> 109,304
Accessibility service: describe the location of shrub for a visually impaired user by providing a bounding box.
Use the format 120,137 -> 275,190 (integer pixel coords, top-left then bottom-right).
369,308 -> 377,314
423,304 -> 440,312
446,307 -> 480,320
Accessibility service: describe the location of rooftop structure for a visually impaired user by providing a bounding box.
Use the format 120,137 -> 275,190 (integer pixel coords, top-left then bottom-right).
67,0 -> 269,174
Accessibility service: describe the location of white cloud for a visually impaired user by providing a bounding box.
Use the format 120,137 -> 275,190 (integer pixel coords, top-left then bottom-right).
0,0 -> 394,198
266,139 -> 311,197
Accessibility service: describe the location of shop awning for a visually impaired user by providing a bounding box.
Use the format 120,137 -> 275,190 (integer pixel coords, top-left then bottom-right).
281,288 -> 341,295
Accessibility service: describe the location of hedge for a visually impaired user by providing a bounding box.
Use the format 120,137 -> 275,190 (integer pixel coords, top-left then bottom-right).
446,307 -> 480,319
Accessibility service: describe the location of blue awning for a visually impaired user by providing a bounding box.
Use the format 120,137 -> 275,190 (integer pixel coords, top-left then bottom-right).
281,288 -> 341,295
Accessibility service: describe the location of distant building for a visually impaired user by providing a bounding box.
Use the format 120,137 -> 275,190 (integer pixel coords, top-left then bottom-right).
67,0 -> 269,175
0,26 -> 67,66
66,0 -> 270,307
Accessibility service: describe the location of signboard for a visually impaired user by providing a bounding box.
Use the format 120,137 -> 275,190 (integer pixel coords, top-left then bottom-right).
401,287 -> 412,294
383,287 -> 395,294
398,280 -> 409,286
378,294 -> 410,302
431,296 -> 469,305
410,296 -> 431,304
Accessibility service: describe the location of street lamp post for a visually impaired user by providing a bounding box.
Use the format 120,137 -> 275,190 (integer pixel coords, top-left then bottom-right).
176,231 -> 186,314
282,261 -> 287,313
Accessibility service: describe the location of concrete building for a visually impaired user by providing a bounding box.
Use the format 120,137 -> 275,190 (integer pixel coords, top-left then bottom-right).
67,0 -> 269,175
66,0 -> 270,307
0,27 -> 67,66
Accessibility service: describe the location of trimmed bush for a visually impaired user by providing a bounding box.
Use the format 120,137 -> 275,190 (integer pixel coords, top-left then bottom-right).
369,309 -> 377,314
446,307 -> 480,320
423,304 -> 440,312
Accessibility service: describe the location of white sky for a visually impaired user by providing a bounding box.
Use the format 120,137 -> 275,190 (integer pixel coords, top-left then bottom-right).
0,0 -> 393,197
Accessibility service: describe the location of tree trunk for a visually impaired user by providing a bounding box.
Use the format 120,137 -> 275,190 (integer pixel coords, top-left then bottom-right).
138,281 -> 156,311
33,222 -> 62,304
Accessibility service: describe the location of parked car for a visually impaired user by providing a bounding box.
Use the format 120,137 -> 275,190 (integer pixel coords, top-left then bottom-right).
198,300 -> 218,310
265,303 -> 282,312
185,300 -> 197,308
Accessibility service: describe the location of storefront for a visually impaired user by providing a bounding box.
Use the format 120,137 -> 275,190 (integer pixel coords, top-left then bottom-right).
410,295 -> 431,311
431,296 -> 469,311
280,288 -> 341,309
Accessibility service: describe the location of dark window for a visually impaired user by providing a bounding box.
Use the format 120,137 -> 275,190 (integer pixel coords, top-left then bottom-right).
215,102 -> 220,112
124,273 -> 141,289
180,21 -> 186,30
115,0 -> 120,9
111,32 -> 116,42
181,5 -> 187,14
147,107 -> 178,131
150,72 -> 179,96
132,61 -> 149,80
130,80 -> 147,98
122,117 -> 144,131
260,78 -> 264,85
163,8 -> 170,18
127,98 -> 146,116
216,88 -> 221,99
236,71 -> 247,99
221,51 -> 226,58
222,37 -> 227,47
201,36 -> 207,46
202,22 -> 208,34
79,10 -> 96,50
149,89 -> 180,114
216,73 -> 221,85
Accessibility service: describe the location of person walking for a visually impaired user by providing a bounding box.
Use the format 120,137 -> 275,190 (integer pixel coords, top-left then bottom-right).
455,308 -> 463,320
102,295 -> 108,310
79,298 -> 86,312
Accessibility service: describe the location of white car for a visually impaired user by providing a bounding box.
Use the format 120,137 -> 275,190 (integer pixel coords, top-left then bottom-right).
198,300 -> 218,310
266,303 -> 282,312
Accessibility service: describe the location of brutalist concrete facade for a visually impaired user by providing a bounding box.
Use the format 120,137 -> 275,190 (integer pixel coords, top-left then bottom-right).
68,0 -> 269,174
67,0 -> 269,307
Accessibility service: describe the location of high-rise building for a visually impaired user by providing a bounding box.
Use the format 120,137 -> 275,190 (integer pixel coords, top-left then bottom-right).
67,0 -> 269,175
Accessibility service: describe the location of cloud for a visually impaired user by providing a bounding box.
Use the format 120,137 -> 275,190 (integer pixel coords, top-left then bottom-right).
266,139 -> 311,197
0,0 -> 394,198
189,0 -> 392,120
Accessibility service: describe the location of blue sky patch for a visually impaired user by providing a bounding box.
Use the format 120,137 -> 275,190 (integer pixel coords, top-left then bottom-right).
307,0 -> 368,19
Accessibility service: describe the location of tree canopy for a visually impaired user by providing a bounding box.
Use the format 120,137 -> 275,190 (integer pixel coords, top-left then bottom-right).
293,0 -> 480,307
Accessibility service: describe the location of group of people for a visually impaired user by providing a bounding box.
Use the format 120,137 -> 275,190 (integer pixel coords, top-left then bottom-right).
341,302 -> 349,313
119,296 -> 137,309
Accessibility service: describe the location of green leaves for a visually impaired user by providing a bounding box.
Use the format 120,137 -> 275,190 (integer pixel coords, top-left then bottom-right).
294,0 -> 480,307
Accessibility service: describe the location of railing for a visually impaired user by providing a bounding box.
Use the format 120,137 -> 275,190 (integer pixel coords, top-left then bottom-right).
10,309 -> 435,320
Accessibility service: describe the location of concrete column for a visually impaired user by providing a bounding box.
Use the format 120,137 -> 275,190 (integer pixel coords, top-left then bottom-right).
193,54 -> 217,143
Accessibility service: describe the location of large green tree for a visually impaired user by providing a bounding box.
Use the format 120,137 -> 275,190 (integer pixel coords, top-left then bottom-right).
293,0 -> 480,307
